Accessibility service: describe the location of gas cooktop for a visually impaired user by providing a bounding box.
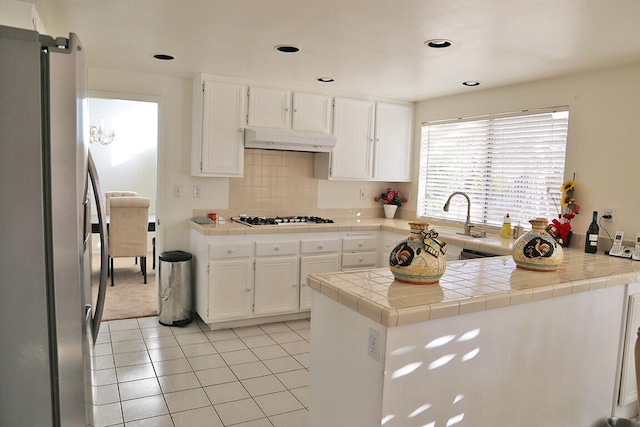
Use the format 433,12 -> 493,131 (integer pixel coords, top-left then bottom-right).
232,215 -> 335,227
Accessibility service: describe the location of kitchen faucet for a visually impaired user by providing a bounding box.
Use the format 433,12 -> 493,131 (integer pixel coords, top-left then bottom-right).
443,191 -> 473,236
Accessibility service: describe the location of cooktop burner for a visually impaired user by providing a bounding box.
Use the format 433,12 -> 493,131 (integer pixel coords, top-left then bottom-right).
232,215 -> 335,227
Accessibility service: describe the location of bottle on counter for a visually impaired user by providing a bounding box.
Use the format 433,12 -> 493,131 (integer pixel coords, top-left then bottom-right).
513,221 -> 523,239
501,213 -> 511,238
584,211 -> 599,253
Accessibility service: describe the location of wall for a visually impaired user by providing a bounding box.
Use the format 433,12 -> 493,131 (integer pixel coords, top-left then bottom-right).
88,97 -> 157,215
88,68 -> 392,251
411,61 -> 640,242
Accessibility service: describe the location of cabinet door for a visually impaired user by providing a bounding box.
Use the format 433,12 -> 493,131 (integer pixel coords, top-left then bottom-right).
208,260 -> 253,322
292,92 -> 332,133
254,257 -> 299,316
200,81 -> 246,177
299,254 -> 340,311
619,291 -> 640,405
248,86 -> 291,129
330,98 -> 375,180
373,102 -> 412,182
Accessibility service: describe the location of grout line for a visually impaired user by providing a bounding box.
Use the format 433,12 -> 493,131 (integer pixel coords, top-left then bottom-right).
97,315 -> 310,426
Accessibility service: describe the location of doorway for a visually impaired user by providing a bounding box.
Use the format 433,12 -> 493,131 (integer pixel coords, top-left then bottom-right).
89,96 -> 159,320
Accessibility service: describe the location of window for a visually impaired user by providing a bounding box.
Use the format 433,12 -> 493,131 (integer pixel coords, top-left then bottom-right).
418,108 -> 569,228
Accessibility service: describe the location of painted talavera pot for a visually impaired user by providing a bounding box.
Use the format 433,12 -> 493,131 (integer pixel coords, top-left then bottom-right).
389,222 -> 447,284
512,218 -> 564,272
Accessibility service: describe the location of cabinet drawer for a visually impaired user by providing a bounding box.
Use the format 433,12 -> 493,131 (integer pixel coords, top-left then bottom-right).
300,238 -> 340,254
342,251 -> 377,268
255,240 -> 298,257
209,243 -> 252,259
342,235 -> 377,252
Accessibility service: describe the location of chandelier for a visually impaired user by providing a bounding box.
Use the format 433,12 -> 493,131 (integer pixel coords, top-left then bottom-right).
89,125 -> 116,145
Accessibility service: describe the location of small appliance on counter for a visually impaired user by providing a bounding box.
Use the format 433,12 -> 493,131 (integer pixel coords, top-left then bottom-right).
608,231 -> 640,261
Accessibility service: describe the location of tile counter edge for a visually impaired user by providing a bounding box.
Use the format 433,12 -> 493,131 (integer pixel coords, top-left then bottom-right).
308,251 -> 640,327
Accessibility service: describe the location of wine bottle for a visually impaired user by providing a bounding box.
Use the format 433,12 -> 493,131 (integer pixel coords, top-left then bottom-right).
584,211 -> 599,253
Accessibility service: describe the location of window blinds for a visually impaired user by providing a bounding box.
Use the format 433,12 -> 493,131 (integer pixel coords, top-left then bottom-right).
418,109 -> 569,228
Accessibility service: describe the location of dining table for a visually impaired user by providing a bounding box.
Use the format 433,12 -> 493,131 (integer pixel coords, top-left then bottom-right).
90,214 -> 156,234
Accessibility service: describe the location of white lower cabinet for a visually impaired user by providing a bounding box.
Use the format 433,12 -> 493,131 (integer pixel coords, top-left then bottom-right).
614,282 -> 640,418
254,256 -> 299,315
299,253 -> 341,310
208,259 -> 253,322
342,233 -> 378,270
191,230 -> 374,328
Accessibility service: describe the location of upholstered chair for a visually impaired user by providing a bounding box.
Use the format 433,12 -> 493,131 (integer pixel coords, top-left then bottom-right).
108,196 -> 150,286
104,191 -> 137,215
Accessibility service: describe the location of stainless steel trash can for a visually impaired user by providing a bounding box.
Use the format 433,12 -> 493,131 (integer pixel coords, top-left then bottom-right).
608,417 -> 640,427
158,250 -> 193,326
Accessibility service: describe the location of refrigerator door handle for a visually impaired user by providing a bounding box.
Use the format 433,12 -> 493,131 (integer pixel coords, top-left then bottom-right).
87,152 -> 108,343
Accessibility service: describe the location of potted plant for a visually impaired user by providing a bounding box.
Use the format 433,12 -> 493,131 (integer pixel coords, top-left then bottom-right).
375,187 -> 407,219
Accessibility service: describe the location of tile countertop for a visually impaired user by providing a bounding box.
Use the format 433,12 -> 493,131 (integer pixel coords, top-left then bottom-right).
189,217 -> 514,255
192,217 -> 640,326
308,250 -> 640,327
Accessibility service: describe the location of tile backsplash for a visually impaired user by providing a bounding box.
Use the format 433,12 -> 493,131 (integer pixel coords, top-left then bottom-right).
230,149 -> 318,217
194,149 -> 388,220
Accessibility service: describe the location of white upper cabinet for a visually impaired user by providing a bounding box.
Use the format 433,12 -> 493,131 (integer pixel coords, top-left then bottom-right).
248,86 -> 291,129
373,103 -> 412,181
248,86 -> 332,133
315,99 -> 412,181
327,98 -> 376,180
192,77 -> 246,177
292,92 -> 332,133
0,1 -> 47,33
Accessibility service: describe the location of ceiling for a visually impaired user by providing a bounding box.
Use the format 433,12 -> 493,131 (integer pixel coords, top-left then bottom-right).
33,0 -> 640,102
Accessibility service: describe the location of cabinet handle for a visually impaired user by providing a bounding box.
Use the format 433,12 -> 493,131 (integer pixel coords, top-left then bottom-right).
369,138 -> 374,142
292,284 -> 298,287
246,288 -> 251,292
358,242 -> 364,247
318,244 -> 324,250
376,138 -> 380,142
238,128 -> 243,132
227,249 -> 234,254
274,246 -> 280,251
358,257 -> 364,262
284,107 -> 290,112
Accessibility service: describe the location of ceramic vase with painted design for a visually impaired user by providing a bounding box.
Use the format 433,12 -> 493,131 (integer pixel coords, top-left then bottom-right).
511,218 -> 563,271
389,222 -> 447,284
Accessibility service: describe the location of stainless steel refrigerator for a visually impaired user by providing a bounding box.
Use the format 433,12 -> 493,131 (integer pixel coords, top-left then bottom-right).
0,25 -> 108,426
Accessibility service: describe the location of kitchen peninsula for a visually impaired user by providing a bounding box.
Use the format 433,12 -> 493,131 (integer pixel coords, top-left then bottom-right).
307,248 -> 640,427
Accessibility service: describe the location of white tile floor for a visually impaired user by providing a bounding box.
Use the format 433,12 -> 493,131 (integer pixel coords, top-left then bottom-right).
93,315 -> 310,427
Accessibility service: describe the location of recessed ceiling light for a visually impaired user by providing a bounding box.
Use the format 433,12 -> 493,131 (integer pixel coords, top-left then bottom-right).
275,45 -> 300,53
153,54 -> 174,61
462,81 -> 481,87
317,77 -> 334,83
424,39 -> 453,49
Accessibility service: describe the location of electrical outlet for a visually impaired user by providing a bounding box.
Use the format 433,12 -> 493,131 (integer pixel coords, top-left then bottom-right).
359,189 -> 365,200
193,185 -> 201,198
173,184 -> 181,198
368,328 -> 380,361
604,206 -> 616,223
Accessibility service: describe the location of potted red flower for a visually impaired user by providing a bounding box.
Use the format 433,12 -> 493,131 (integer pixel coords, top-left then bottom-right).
375,187 -> 407,219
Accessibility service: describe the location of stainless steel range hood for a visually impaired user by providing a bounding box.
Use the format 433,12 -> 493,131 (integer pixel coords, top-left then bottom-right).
244,127 -> 336,153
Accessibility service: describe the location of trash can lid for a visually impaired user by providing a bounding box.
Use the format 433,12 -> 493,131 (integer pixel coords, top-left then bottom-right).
159,250 -> 193,262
